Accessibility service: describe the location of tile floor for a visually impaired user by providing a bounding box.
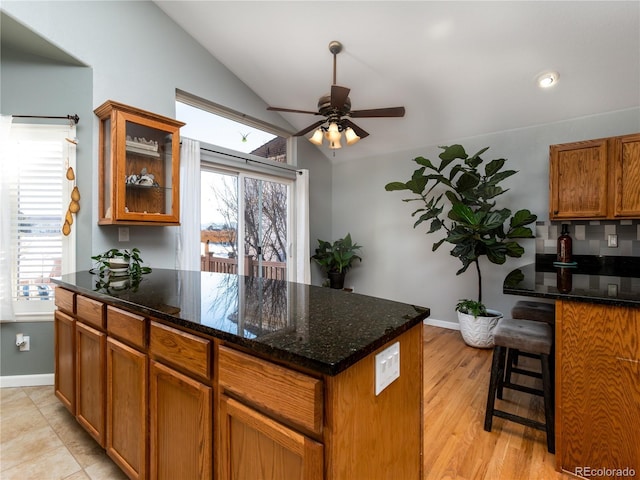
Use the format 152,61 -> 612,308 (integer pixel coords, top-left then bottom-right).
0,386 -> 127,480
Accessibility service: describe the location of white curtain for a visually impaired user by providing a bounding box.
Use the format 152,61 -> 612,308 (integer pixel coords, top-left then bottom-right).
0,116 -> 15,321
295,169 -> 310,284
176,138 -> 201,271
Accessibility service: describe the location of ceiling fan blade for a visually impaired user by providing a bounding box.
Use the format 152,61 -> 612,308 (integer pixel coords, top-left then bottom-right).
342,119 -> 369,139
267,106 -> 320,115
294,120 -> 326,137
330,85 -> 350,110
350,106 -> 406,118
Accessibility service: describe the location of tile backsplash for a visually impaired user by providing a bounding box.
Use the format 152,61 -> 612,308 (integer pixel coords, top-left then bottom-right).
536,220 -> 640,257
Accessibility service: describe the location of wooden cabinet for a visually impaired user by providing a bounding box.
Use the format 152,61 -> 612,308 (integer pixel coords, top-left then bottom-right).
149,321 -> 213,480
106,306 -> 148,480
549,133 -> 640,219
54,310 -> 76,414
216,325 -> 423,480
549,139 -> 609,219
75,321 -> 106,447
556,300 -> 640,478
149,360 -> 212,480
94,100 -> 184,226
53,290 -> 424,480
217,346 -> 324,480
612,133 -> 640,217
219,395 -> 323,480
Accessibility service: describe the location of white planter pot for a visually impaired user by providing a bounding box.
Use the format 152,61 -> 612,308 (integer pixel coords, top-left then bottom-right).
457,309 -> 503,348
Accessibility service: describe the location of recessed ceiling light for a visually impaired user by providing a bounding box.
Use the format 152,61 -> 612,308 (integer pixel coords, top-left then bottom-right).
537,72 -> 559,88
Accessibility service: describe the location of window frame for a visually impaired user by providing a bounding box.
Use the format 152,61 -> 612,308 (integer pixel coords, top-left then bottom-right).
5,122 -> 77,322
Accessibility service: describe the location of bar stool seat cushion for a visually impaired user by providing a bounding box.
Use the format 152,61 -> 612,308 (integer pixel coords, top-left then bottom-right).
511,300 -> 555,324
493,318 -> 552,355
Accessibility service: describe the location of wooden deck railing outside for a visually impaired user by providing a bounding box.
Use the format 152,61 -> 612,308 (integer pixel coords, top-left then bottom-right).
201,253 -> 286,280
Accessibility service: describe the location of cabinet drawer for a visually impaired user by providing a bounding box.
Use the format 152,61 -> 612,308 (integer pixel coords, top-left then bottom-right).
149,321 -> 211,380
107,306 -> 146,350
77,296 -> 106,330
218,345 -> 323,435
55,287 -> 75,314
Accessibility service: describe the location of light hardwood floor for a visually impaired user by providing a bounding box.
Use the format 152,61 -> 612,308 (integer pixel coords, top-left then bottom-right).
1,325 -> 574,480
423,325 -> 572,480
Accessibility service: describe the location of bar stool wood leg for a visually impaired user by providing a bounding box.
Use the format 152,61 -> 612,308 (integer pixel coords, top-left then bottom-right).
541,354 -> 555,453
484,345 -> 506,431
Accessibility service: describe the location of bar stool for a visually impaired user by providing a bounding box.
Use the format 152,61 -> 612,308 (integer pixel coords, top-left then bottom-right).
484,317 -> 555,453
508,300 -> 555,376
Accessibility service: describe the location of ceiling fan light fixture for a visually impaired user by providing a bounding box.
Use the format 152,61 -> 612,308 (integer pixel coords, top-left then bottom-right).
309,128 -> 324,146
327,122 -> 341,142
329,138 -> 342,149
345,127 -> 360,145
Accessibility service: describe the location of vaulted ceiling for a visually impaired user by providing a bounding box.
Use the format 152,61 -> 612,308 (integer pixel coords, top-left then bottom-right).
156,1 -> 639,162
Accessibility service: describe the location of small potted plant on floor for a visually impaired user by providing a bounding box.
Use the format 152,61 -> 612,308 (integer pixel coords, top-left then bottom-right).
385,144 -> 537,347
311,233 -> 362,289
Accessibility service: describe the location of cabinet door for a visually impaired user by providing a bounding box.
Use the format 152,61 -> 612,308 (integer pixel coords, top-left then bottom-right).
94,100 -> 183,226
76,321 -> 106,447
149,360 -> 212,480
613,133 -> 640,217
557,301 -> 640,475
54,310 -> 75,414
218,395 -> 323,480
106,337 -> 148,480
549,139 -> 609,219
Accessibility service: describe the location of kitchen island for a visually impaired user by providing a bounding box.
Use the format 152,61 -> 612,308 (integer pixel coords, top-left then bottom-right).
53,269 -> 429,480
504,255 -> 639,479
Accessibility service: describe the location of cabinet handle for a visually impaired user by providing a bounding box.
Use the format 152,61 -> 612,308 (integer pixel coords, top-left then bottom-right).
553,210 -> 559,214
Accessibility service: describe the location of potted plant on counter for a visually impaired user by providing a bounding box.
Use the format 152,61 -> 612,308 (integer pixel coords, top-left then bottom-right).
311,233 -> 362,289
385,144 -> 537,347
91,247 -> 151,276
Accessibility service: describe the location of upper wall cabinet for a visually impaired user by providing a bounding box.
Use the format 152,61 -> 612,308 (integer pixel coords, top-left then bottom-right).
94,100 -> 185,226
549,133 -> 640,220
613,133 -> 640,217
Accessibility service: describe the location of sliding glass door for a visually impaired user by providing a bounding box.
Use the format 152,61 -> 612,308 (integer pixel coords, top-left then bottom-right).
201,168 -> 290,280
243,176 -> 288,280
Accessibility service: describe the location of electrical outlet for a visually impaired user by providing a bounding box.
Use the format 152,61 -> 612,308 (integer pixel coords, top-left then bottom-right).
375,342 -> 400,395
118,227 -> 130,242
607,234 -> 618,248
19,336 -> 30,352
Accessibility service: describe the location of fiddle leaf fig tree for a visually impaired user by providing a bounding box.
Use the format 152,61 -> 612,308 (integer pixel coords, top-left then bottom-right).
385,144 -> 537,303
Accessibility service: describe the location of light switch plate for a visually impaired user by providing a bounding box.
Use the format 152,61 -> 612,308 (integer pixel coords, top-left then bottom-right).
607,234 -> 618,247
375,342 -> 400,395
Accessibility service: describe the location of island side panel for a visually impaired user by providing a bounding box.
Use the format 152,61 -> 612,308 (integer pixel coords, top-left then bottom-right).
555,300 -> 640,477
324,323 -> 423,480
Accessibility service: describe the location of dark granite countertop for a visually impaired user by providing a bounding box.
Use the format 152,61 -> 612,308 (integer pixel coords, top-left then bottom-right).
53,269 -> 429,376
503,255 -> 640,307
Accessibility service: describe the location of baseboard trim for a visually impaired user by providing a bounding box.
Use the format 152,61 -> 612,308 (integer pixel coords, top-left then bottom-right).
0,373 -> 54,388
423,317 -> 460,330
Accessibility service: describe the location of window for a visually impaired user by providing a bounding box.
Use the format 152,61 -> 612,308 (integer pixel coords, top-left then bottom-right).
176,91 -> 290,163
0,121 -> 76,320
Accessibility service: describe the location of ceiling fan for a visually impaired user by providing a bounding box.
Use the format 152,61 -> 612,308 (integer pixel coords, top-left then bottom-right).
267,41 -> 405,149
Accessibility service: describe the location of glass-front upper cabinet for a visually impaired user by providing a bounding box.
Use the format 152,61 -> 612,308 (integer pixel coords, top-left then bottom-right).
94,100 -> 185,225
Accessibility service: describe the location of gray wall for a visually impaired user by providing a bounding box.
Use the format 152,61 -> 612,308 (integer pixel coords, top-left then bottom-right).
332,108 -> 640,327
0,44 -> 93,377
0,1 -> 331,377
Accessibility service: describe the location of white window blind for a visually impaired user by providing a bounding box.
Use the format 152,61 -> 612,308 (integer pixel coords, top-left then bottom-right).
2,122 -> 76,320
